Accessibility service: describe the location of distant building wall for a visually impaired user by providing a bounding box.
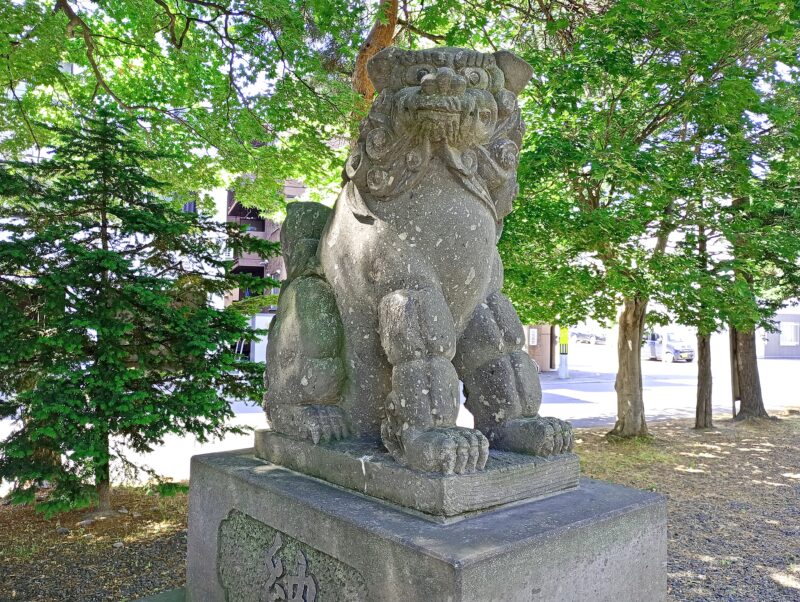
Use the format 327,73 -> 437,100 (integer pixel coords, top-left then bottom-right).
762,314 -> 800,359
524,325 -> 555,372
224,181 -> 307,362
249,313 -> 273,363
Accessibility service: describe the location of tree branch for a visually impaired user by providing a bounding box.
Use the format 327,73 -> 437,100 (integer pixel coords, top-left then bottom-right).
396,18 -> 446,43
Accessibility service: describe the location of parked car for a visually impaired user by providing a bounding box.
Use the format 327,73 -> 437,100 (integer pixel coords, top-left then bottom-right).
570,328 -> 607,345
644,331 -> 695,362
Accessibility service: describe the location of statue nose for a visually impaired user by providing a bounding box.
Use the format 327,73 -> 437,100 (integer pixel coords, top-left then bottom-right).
421,67 -> 467,96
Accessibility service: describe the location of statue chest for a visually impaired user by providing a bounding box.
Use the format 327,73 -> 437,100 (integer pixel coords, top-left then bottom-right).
367,173 -> 498,317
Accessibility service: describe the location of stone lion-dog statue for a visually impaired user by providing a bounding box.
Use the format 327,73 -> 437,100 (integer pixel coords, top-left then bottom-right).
265,47 -> 573,474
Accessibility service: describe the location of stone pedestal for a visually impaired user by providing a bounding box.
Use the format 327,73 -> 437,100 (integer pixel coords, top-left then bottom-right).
254,430 -> 580,518
186,449 -> 667,602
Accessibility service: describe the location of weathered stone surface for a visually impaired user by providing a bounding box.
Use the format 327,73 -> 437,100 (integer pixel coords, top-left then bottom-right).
254,429 -> 579,518
218,510 -> 367,601
186,450 -> 667,602
263,47 -> 574,474
264,203 -> 349,445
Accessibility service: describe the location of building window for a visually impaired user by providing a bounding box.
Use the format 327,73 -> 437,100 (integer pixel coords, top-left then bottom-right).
779,322 -> 800,346
242,219 -> 265,232
182,200 -> 197,213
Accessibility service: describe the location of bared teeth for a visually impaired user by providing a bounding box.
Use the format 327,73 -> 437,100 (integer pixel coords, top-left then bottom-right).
415,95 -> 462,113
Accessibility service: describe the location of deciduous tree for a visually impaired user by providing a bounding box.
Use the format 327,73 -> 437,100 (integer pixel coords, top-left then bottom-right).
1,0 -> 368,210
502,0 -> 799,436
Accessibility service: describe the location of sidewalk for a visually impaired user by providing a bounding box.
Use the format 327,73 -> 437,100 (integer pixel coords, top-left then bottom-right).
539,368 -> 616,385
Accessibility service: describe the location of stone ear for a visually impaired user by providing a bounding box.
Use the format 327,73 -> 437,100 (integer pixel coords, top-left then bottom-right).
367,48 -> 396,93
494,51 -> 533,95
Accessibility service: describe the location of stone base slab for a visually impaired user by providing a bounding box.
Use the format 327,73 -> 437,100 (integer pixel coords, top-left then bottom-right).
254,429 -> 580,518
186,449 -> 667,602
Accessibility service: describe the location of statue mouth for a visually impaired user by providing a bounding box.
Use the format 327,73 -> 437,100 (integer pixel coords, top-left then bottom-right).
410,95 -> 465,143
397,90 -> 496,145
413,95 -> 464,114
416,111 -> 461,143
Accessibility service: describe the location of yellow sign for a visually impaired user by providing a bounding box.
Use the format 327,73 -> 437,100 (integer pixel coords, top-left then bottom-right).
559,327 -> 569,345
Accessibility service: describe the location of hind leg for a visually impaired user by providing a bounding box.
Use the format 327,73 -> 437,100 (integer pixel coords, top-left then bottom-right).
454,291 -> 573,455
264,276 -> 349,443
379,287 -> 489,474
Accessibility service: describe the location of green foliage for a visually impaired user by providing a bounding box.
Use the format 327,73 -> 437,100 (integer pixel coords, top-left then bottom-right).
227,293 -> 280,317
1,0 -> 368,211
498,0 -> 800,333
149,481 -> 190,497
0,105 -> 277,512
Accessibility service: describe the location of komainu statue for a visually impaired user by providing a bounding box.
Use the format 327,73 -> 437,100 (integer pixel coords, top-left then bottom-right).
265,47 -> 573,475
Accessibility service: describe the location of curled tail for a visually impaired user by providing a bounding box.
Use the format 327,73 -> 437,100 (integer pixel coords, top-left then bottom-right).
280,202 -> 331,282
264,203 -> 350,442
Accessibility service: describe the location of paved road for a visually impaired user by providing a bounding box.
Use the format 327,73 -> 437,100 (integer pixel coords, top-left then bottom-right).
2,331 -> 797,490
537,331 -> 799,428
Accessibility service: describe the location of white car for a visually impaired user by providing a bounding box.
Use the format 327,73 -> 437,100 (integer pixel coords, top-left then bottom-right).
645,332 -> 695,363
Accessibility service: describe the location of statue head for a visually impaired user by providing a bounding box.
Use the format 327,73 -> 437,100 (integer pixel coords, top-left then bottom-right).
344,47 -> 533,220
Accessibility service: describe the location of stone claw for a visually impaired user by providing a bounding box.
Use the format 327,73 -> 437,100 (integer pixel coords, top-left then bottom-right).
546,416 -> 573,454
401,427 -> 489,474
270,404 -> 349,445
484,416 -> 573,456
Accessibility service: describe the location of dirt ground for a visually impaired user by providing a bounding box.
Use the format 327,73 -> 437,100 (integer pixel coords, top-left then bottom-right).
578,409 -> 800,601
0,487 -> 187,601
1,411 -> 798,601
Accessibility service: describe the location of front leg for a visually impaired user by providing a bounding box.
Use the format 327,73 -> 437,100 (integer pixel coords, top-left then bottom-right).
378,288 -> 489,474
454,290 -> 573,455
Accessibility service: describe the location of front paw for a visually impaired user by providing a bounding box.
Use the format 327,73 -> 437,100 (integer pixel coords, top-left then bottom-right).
401,427 -> 489,474
269,405 -> 350,444
485,416 -> 573,456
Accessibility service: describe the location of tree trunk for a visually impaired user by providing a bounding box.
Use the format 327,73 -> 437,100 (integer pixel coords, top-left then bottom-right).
694,217 -> 713,429
352,0 -> 398,102
95,183 -> 112,512
96,468 -> 111,512
95,430 -> 111,511
609,296 -> 648,437
732,328 -> 768,420
695,332 -> 713,429
729,327 -> 740,416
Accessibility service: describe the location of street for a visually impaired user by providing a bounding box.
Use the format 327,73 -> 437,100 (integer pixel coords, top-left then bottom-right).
537,331 -> 799,427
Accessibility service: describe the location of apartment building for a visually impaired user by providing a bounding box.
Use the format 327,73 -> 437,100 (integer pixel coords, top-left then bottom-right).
222,180 -> 304,362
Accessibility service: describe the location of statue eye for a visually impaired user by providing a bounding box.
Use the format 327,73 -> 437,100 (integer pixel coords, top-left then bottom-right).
406,64 -> 435,85
463,68 -> 487,89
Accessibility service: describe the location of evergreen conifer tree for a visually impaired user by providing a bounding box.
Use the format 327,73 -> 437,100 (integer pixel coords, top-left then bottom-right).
0,105 -> 276,514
